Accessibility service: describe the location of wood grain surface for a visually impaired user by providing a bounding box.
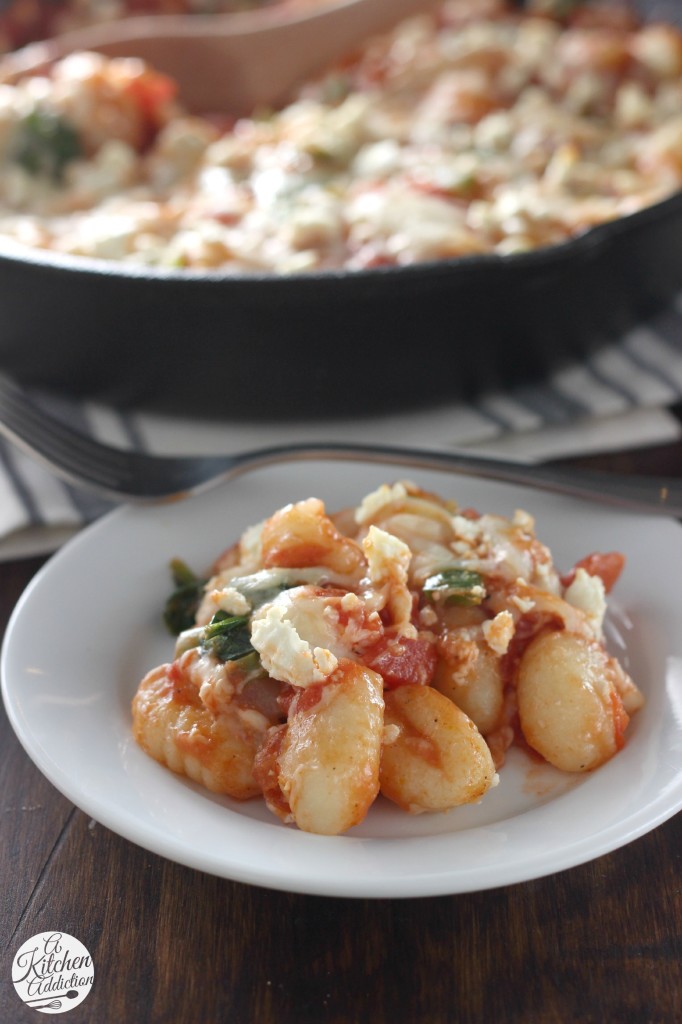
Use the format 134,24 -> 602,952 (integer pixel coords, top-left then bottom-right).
2,439 -> 682,1024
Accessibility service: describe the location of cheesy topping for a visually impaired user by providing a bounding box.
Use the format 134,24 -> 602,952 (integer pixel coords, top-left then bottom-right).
1,1 -> 681,272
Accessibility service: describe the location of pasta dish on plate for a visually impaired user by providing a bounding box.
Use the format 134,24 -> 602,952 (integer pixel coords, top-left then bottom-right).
132,480 -> 643,835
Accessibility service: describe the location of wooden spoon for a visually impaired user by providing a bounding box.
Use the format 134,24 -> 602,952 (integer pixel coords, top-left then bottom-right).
0,0 -> 439,114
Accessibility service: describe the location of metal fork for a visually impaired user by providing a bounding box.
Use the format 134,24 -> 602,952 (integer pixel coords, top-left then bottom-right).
0,373 -> 680,514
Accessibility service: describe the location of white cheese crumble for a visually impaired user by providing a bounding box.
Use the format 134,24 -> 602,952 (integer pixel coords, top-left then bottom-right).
340,592 -> 362,612
362,525 -> 416,635
362,525 -> 412,585
418,605 -> 439,627
250,601 -> 338,687
511,585 -> 536,614
481,610 -> 515,655
564,567 -> 607,636
512,508 -> 535,533
451,514 -> 483,545
534,558 -> 561,595
383,723 -> 401,745
354,482 -> 409,524
206,586 -> 252,617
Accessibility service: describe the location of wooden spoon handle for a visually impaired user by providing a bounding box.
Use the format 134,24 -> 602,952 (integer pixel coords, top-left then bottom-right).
0,0 -> 440,113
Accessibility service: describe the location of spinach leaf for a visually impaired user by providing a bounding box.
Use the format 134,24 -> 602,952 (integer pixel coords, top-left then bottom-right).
422,568 -> 486,606
164,559 -> 207,635
201,611 -> 255,663
13,108 -> 83,182
228,569 -> 296,610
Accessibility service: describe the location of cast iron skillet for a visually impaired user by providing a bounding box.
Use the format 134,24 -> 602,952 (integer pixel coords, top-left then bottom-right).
0,0 -> 681,419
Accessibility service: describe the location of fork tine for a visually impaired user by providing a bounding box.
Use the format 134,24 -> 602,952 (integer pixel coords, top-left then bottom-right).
0,373 -> 238,501
0,373 -> 138,493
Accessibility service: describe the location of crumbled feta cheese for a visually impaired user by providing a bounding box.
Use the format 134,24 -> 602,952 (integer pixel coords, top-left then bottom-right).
564,567 -> 606,636
341,592 -> 362,612
383,723 -> 401,745
250,601 -> 338,687
355,482 -> 409,524
511,585 -> 536,614
512,509 -> 535,533
362,525 -> 415,635
206,586 -> 252,617
362,525 -> 411,585
419,605 -> 439,627
284,195 -> 343,250
352,139 -> 402,179
481,610 -> 515,655
534,558 -> 561,594
451,514 -> 483,545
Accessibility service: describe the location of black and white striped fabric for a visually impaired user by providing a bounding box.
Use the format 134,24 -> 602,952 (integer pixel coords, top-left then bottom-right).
2,293 -> 682,559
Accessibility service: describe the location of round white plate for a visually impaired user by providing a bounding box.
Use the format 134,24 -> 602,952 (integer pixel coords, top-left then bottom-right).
3,461 -> 682,897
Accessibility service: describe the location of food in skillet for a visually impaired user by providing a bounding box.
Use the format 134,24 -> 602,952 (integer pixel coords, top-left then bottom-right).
132,481 -> 643,835
0,0 -> 682,271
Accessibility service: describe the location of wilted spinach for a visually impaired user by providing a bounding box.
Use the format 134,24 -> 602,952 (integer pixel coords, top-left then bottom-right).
13,108 -> 83,182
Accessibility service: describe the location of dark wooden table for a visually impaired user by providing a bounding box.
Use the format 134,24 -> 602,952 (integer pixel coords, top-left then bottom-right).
2,436 -> 681,1024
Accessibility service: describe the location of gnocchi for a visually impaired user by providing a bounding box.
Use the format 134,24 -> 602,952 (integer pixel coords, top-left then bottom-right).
132,479 -> 643,834
517,630 -> 637,772
380,685 -> 497,814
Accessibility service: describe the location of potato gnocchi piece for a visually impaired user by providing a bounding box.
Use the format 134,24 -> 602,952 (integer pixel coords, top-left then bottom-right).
132,662 -> 267,799
380,685 -> 497,814
517,630 -> 633,773
256,659 -> 384,835
433,635 -> 505,737
260,497 -> 365,576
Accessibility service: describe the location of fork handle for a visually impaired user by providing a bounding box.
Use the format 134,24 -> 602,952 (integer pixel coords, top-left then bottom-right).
221,441 -> 682,517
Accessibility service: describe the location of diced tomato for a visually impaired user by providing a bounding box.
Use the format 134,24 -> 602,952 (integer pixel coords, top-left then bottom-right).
362,635 -> 438,689
129,70 -> 176,113
277,683 -> 298,717
561,552 -> 625,593
124,69 -> 177,135
276,680 -> 328,718
288,682 -> 326,717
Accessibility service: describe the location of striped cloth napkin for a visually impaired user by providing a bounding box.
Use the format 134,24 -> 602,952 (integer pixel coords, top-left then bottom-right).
1,293 -> 681,561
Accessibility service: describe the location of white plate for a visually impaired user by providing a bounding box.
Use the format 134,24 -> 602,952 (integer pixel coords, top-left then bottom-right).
3,461 -> 682,898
